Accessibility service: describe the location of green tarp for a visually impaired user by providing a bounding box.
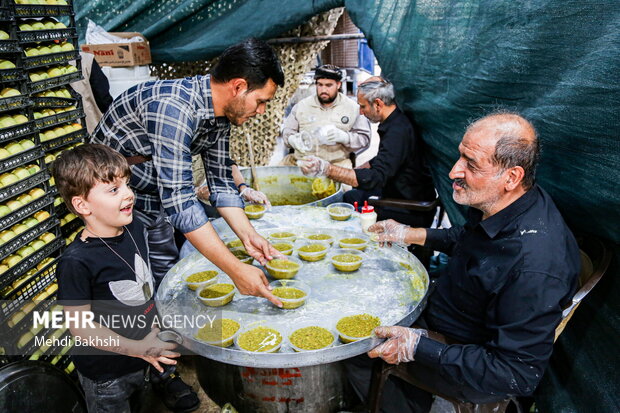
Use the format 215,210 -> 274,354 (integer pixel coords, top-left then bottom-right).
74,1 -> 619,411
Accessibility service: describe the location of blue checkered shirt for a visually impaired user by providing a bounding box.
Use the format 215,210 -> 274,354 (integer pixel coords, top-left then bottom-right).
91,75 -> 243,233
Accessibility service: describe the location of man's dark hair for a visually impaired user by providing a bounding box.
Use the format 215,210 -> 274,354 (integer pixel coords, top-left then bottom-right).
210,38 -> 284,90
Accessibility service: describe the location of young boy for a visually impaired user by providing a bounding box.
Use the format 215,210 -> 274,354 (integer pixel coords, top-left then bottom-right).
54,144 -> 182,412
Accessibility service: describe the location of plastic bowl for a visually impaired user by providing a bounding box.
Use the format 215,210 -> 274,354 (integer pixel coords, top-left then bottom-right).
230,247 -> 253,264
336,313 -> 381,343
297,241 -> 329,262
194,317 -> 241,347
327,202 -> 355,221
244,204 -> 266,220
330,248 -> 365,272
226,238 -> 244,249
289,325 -> 337,352
338,236 -> 369,251
269,279 -> 310,309
184,270 -> 218,291
271,240 -> 294,256
197,283 -> 236,307
268,230 -> 297,243
265,257 -> 302,279
305,232 -> 334,246
236,325 -> 283,353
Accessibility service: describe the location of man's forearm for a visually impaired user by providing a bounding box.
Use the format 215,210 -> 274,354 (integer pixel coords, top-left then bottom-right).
217,206 -> 257,241
404,227 -> 427,246
326,163 -> 359,187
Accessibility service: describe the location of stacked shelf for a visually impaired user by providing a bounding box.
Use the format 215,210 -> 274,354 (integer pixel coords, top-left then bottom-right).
0,0 -> 82,375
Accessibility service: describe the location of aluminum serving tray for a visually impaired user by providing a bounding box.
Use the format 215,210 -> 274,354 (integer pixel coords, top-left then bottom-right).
157,207 -> 429,368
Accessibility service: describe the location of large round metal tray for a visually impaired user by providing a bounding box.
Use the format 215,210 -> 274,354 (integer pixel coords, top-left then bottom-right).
157,210 -> 429,368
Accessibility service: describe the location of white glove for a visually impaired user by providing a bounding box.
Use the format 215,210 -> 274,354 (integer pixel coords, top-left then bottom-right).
368,219 -> 410,245
287,131 -> 314,153
240,187 -> 272,208
296,156 -> 329,177
319,125 -> 350,146
368,327 -> 428,364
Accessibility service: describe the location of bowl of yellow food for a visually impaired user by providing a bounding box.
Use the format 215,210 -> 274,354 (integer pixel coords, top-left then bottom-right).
271,240 -> 294,256
230,247 -> 253,264
236,325 -> 283,353
327,202 -> 355,221
297,242 -> 329,262
265,257 -> 301,279
194,317 -> 240,347
338,237 -> 369,251
244,204 -> 266,220
269,279 -> 310,309
268,230 -> 297,243
226,238 -> 244,249
289,325 -> 336,352
305,232 -> 334,246
330,248 -> 365,272
197,283 -> 236,307
184,270 -> 218,290
336,313 -> 381,343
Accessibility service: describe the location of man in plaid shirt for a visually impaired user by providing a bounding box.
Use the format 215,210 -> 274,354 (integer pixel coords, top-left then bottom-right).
92,38 -> 285,306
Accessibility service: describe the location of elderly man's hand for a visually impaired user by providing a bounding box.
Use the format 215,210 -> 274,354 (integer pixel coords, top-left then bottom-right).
368,326 -> 428,364
240,187 -> 272,208
297,156 -> 329,177
368,219 -> 410,246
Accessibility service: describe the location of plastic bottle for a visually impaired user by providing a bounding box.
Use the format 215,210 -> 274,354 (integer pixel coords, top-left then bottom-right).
360,201 -> 377,234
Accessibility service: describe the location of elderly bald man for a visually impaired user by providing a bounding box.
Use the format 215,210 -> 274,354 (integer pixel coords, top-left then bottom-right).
345,112 -> 581,412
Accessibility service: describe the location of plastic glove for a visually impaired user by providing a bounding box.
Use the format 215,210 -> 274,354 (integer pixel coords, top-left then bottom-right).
368,326 -> 428,364
287,131 -> 314,153
319,125 -> 350,146
368,219 -> 410,245
240,187 -> 272,208
296,156 -> 329,177
196,185 -> 211,202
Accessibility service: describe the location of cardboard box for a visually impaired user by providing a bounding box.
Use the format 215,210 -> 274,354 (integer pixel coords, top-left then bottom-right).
81,32 -> 152,67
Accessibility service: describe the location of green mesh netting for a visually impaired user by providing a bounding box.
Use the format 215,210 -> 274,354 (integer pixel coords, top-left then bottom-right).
73,1 -> 620,411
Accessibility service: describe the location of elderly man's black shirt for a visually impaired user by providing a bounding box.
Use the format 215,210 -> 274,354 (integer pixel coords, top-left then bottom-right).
415,185 -> 580,397
354,108 -> 435,202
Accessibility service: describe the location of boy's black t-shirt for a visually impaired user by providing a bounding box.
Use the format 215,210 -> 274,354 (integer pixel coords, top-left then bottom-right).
57,219 -> 156,381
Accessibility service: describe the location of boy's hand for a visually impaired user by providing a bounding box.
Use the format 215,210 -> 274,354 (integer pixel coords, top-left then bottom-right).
135,328 -> 181,373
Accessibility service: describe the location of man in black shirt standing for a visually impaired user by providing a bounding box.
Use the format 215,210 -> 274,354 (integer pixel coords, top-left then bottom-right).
346,112 -> 581,412
298,77 -> 436,227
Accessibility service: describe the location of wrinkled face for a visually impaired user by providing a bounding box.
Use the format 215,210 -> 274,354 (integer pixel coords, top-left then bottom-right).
78,176 -> 135,234
316,79 -> 340,105
449,126 -> 507,213
224,79 -> 277,126
357,94 -> 381,123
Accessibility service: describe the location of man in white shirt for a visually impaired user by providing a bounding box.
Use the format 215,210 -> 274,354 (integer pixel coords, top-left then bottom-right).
280,65 -> 371,168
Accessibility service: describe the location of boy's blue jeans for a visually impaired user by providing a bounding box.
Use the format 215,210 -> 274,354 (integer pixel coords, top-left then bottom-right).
78,369 -> 150,413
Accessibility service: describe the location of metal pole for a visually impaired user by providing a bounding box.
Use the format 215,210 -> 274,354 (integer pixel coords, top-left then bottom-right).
267,33 -> 365,45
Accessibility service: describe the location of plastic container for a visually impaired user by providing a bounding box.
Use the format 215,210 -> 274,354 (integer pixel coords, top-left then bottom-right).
269,279 -> 310,309
236,324 -> 283,353
184,270 -> 218,291
230,246 -> 253,264
244,204 -> 266,220
289,326 -> 337,352
194,317 -> 241,348
338,237 -> 369,251
265,257 -> 301,279
304,231 -> 334,246
297,241 -> 329,262
360,203 -> 377,234
197,283 -> 235,307
271,240 -> 293,256
327,202 -> 355,221
336,313 -> 381,343
330,248 -> 366,272
267,229 -> 297,243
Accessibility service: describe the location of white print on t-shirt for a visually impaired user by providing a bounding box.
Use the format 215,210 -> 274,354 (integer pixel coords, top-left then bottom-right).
108,254 -> 154,306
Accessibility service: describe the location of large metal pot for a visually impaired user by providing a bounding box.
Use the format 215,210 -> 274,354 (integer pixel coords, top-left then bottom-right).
239,166 -> 343,206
